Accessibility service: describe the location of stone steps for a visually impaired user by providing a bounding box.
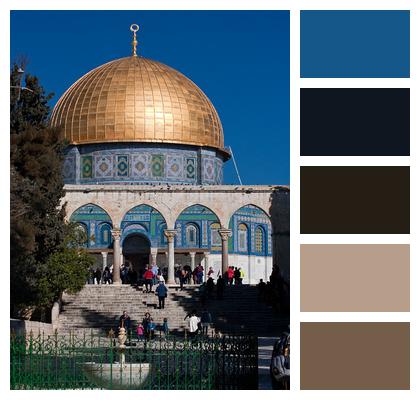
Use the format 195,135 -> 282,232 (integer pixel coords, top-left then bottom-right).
57,284 -> 289,336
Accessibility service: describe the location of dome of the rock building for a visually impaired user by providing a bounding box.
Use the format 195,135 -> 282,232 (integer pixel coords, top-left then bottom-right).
51,56 -> 227,155
52,25 -> 229,186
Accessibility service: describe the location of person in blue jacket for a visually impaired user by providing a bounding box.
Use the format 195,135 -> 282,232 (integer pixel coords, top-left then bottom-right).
155,281 -> 168,309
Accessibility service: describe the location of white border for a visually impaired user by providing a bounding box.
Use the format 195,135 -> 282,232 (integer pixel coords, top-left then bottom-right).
1,1 -> 419,399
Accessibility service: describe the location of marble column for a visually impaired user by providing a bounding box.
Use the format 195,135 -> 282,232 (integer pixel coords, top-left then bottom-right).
150,248 -> 158,266
164,230 -> 177,284
218,229 -> 232,275
203,251 -> 210,279
111,229 -> 122,285
101,251 -> 108,270
190,252 -> 196,270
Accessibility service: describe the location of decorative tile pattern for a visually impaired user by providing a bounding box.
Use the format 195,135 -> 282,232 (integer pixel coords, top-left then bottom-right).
131,154 -> 149,178
81,155 -> 93,178
117,155 -> 129,177
94,155 -> 113,178
63,155 -> 76,180
186,158 -> 196,180
151,154 -> 164,177
203,158 -> 215,182
65,144 -> 223,184
167,155 -> 183,179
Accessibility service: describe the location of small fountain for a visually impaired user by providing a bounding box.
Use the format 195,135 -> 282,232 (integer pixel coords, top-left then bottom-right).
83,327 -> 151,389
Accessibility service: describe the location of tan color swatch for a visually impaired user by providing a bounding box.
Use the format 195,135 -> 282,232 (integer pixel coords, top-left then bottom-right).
300,322 -> 410,390
301,244 -> 410,312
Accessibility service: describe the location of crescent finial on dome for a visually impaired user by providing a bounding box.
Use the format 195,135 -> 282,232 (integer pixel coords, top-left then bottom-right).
130,24 -> 139,56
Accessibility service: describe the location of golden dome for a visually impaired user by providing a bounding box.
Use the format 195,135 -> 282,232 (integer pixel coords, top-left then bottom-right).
51,56 -> 227,156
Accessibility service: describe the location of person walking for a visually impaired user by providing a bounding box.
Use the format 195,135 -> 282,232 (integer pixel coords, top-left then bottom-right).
155,281 -> 168,309
207,266 -> 214,280
142,312 -> 153,340
95,267 -> 102,284
234,267 -> 240,285
162,318 -> 169,336
151,263 -> 159,285
136,323 -> 144,342
188,310 -> 201,338
103,266 -> 112,284
143,267 -> 154,293
179,268 -> 186,291
119,310 -> 131,333
216,276 -> 225,300
200,308 -> 212,336
238,267 -> 244,285
227,266 -> 234,285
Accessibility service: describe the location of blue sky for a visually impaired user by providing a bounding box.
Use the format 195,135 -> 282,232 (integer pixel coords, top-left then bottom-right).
10,10 -> 290,185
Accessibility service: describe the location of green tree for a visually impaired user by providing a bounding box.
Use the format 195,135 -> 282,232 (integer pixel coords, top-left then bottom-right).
10,63 -> 93,316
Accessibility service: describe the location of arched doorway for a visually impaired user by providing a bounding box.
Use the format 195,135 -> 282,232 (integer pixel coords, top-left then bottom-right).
122,233 -> 151,276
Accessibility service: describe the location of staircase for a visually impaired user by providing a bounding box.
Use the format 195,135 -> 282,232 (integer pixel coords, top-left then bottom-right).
57,284 -> 289,337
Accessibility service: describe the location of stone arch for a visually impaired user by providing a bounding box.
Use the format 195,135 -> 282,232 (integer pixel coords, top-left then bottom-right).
174,204 -> 220,250
170,201 -> 224,230
121,204 -> 167,249
70,203 -> 113,249
228,204 -> 272,256
65,201 -> 116,226
117,200 -> 171,230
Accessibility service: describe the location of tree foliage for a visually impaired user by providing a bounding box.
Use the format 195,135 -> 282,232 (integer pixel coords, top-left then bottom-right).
10,63 -> 93,315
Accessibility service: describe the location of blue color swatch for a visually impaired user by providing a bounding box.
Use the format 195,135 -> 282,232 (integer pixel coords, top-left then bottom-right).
300,10 -> 410,78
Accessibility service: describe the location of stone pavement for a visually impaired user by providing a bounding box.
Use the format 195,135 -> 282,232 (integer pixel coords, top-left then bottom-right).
258,336 -> 277,390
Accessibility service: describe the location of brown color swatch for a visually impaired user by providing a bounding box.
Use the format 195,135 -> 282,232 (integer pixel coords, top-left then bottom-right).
300,322 -> 410,389
300,166 -> 410,234
301,244 -> 410,312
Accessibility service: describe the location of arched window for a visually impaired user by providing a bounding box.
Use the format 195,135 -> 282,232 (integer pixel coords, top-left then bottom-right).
100,224 -> 112,246
238,223 -> 248,252
255,226 -> 265,254
210,223 -> 221,246
186,224 -> 199,247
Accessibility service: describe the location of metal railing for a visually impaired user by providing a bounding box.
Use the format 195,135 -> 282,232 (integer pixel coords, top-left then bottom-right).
10,331 -> 258,390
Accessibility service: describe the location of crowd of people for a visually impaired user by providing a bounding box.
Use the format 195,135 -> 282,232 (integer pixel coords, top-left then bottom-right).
257,265 -> 290,313
87,263 -> 168,288
88,262 -> 249,290
114,307 -> 214,341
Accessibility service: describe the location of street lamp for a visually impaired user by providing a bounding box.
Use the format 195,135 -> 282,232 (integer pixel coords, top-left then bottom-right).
10,67 -> 34,101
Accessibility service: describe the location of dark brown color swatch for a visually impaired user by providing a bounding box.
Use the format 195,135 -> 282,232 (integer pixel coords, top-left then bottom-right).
300,322 -> 410,389
300,166 -> 410,234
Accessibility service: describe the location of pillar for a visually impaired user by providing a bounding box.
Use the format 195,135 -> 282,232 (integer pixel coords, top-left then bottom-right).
164,230 -> 177,284
111,229 -> 122,285
218,229 -> 232,274
190,252 -> 196,270
101,251 -> 107,270
203,251 -> 210,278
150,248 -> 158,266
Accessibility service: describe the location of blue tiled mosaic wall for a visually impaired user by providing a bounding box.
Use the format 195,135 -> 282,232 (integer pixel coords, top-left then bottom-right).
63,143 -> 225,185
70,203 -> 272,256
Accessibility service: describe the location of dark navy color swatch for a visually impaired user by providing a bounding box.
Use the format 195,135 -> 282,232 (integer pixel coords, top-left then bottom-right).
300,88 -> 410,156
300,10 -> 410,78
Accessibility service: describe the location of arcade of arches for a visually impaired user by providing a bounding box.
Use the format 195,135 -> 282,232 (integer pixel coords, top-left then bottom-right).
67,185 -> 289,285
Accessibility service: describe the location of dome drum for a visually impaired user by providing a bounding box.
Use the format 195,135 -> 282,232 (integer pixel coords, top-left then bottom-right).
63,142 -> 224,185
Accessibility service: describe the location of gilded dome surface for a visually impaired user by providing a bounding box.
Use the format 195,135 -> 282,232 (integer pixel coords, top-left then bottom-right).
50,56 -> 226,154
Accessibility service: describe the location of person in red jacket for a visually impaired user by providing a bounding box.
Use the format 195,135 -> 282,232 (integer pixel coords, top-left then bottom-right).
227,266 -> 234,285
143,267 -> 154,293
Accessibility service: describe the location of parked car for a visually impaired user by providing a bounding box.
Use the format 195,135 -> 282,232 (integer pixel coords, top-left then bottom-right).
270,332 -> 290,389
